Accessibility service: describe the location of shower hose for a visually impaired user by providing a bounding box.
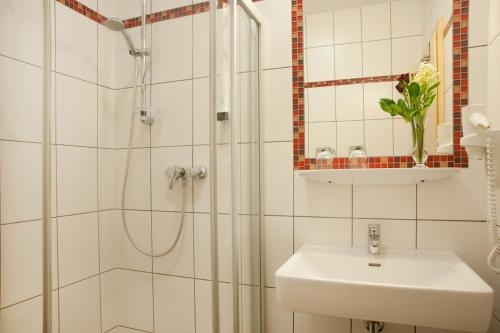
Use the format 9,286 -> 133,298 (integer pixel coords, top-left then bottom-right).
486,137 -> 500,273
120,57 -> 185,258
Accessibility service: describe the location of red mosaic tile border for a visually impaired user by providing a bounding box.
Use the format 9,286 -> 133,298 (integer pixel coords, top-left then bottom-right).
304,74 -> 401,89
56,0 -> 106,24
292,0 -> 469,170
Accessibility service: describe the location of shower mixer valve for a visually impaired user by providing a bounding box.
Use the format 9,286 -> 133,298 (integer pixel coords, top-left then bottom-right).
165,165 -> 208,190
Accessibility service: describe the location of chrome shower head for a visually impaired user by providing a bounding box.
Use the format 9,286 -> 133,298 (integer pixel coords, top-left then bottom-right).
104,18 -> 137,55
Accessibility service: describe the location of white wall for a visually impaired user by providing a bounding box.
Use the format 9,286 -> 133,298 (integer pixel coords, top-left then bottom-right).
257,0 -> 500,332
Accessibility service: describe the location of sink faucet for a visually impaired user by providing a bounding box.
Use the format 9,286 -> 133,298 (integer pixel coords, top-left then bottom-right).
368,224 -> 380,255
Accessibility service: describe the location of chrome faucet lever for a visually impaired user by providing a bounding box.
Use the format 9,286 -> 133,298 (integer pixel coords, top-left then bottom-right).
368,224 -> 380,255
165,165 -> 208,190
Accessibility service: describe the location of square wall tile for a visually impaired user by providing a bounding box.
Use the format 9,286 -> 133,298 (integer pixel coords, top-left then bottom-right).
305,86 -> 335,123
56,74 -> 97,147
391,0 -> 422,38
393,118 -> 413,155
294,313 -> 350,333
99,211 -> 121,272
0,295 -> 41,333
263,142 -> 293,216
305,12 -> 334,48
362,40 -> 392,77
469,0 -> 489,47
100,270 -> 118,332
489,0 -> 500,44
114,87 -> 151,149
294,217 -> 352,250
98,149 -> 118,210
193,12 -> 210,78
392,36 -> 422,74
305,46 -> 335,82
151,80 -> 193,147
335,43 -> 362,79
354,185 -> 416,219
264,216 -> 293,287
56,3 -> 97,83
98,87 -> 116,149
307,122 -> 336,158
153,212 -> 194,278
154,275 -> 195,333
116,148 -> 151,211
364,119 -> 393,156
194,213 -> 211,280
0,221 -> 42,308
265,288 -> 293,333
0,57 -> 42,142
294,172 -> 352,218
57,146 -> 98,216
336,84 -> 363,121
337,121 -> 364,156
364,82 -> 393,120
263,68 -> 293,142
193,78 -> 210,145
152,16 -> 193,83
0,142 -> 42,224
119,210 -> 153,272
334,7 -> 362,44
353,219 -> 416,250
361,3 -> 391,41
469,46 -> 488,105
59,276 -> 101,333
58,213 -> 99,286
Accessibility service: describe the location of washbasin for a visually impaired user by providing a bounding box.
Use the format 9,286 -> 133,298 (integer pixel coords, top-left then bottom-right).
275,245 -> 493,332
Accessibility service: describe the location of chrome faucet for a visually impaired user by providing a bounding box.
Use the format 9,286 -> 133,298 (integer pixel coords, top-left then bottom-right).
165,165 -> 208,190
368,224 -> 380,255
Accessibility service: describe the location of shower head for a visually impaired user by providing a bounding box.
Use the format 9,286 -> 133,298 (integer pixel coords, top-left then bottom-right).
104,18 -> 137,55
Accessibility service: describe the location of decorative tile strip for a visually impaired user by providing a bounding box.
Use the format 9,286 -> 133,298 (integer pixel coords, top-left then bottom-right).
56,0 -> 107,24
293,0 -> 468,170
304,74 -> 401,89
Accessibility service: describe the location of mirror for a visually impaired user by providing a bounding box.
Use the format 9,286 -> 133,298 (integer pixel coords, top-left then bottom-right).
299,0 -> 457,162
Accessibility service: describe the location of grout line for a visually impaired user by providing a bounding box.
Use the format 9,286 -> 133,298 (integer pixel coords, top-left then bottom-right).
0,52 -> 42,69
118,325 -> 153,333
490,31 -> 500,46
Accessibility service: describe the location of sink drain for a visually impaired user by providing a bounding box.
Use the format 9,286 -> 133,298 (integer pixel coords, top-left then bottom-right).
365,321 -> 384,333
368,262 -> 382,267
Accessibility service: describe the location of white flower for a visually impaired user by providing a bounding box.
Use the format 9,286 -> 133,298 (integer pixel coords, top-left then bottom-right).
414,62 -> 439,88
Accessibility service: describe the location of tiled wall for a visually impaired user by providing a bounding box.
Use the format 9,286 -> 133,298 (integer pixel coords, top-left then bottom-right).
303,1 -> 422,157
259,0 -> 500,332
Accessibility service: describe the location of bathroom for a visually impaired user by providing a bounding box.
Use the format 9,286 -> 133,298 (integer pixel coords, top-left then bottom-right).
0,0 -> 500,332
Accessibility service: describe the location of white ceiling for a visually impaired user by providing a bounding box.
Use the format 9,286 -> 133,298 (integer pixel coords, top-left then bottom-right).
303,0 -> 392,14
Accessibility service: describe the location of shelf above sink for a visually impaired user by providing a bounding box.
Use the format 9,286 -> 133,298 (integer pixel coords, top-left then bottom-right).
297,168 -> 461,186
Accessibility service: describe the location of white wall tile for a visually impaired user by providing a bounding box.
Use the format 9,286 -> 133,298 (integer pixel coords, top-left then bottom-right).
0,0 -> 42,65
116,270 -> 154,332
364,82 -> 393,120
193,12 -> 210,78
153,0 -> 191,12
56,74 -> 97,146
308,122 -> 336,157
98,87 -> 116,149
57,146 -> 98,215
154,275 -> 195,333
294,217 -> 352,250
305,86 -> 335,123
417,160 -> 487,221
391,0 -> 422,38
265,288 -> 293,333
469,0 -> 490,47
363,40 -> 392,77
263,68 -> 293,142
151,146 -> 193,212
364,119 -> 393,156
0,221 -> 42,308
354,185 -> 416,219
59,277 -> 101,333
193,213 -> 211,280
305,12 -> 334,48
0,142 -> 42,224
55,3 -> 97,83
151,80 -> 193,147
305,46 -> 335,82
487,37 -> 500,128
393,118 -> 413,155
335,43 -> 363,79
294,172 -> 352,218
115,148 -> 151,211
153,212 -> 194,277
336,84 -> 364,121
334,7 -> 362,44
263,142 -> 293,216
336,121 -> 364,156
119,210 -> 153,272
0,57 -> 42,142
100,270 -> 118,332
99,211 -> 121,272
353,219 -> 416,250
152,16 -> 193,83
294,312 -> 350,333
58,213 -> 99,286
362,3 -> 391,42
264,216 -> 293,287
98,149 -> 118,210
255,0 -> 292,69
489,0 -> 500,44
193,78 -> 210,145
0,296 -> 41,333
392,36 -> 422,74
469,46 -> 488,105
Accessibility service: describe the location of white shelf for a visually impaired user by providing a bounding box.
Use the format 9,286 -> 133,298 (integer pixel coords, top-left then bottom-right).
297,168 -> 461,186
460,129 -> 500,147
436,143 -> 453,154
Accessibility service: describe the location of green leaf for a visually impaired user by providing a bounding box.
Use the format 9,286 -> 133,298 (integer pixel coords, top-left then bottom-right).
379,98 -> 396,114
407,82 -> 421,98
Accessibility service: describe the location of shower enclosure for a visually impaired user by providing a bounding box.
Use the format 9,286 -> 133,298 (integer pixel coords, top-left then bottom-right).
0,0 -> 263,332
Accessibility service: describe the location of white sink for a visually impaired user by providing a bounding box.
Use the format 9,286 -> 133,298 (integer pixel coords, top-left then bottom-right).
275,246 -> 493,332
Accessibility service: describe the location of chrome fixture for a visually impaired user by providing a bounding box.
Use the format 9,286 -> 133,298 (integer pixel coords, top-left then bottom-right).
103,18 -> 150,57
365,321 -> 384,333
368,224 -> 380,255
139,107 -> 154,125
165,165 -> 208,190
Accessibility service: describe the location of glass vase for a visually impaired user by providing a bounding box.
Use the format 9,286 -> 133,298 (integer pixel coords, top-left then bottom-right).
411,117 -> 428,168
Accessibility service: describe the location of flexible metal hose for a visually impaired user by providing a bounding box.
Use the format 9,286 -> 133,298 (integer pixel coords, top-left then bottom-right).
486,137 -> 500,273
120,58 -> 186,258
